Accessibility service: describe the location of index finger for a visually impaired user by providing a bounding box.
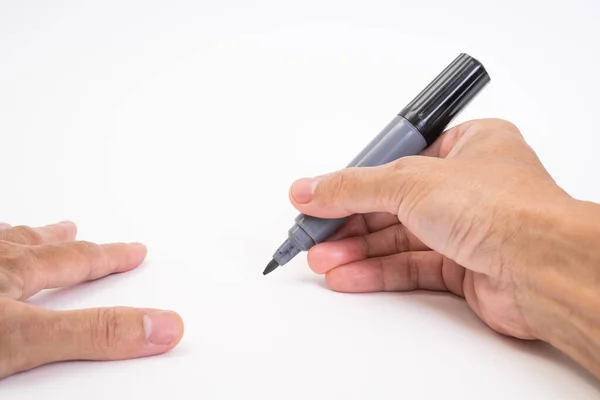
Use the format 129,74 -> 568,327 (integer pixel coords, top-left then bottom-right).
16,241 -> 147,300
421,118 -> 541,165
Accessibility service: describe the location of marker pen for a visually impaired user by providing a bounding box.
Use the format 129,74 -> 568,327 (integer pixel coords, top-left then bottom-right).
264,53 -> 490,275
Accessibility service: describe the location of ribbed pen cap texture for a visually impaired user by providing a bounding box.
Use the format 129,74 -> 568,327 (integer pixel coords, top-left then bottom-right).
399,53 -> 491,144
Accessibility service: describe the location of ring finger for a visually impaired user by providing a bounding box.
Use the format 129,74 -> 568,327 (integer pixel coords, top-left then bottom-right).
3,240 -> 147,300
324,251 -> 465,296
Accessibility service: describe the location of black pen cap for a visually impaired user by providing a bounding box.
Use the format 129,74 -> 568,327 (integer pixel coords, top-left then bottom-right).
398,53 -> 490,145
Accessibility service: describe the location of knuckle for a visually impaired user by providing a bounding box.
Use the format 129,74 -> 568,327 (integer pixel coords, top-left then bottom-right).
91,308 -> 122,354
75,240 -> 101,255
385,158 -> 431,216
321,169 -> 365,214
465,118 -> 523,139
9,226 -> 42,245
78,241 -> 104,264
390,156 -> 414,171
322,170 -> 349,202
388,156 -> 427,179
486,118 -> 521,133
406,252 -> 419,290
392,225 -> 410,253
77,241 -> 107,278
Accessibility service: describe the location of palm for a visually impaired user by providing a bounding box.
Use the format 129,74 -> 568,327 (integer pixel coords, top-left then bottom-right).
307,213 -> 534,340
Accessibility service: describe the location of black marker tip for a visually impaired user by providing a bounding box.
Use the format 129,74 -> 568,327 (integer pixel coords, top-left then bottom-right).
263,259 -> 279,275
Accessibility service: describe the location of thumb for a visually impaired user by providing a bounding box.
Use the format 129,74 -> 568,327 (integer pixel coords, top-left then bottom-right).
0,300 -> 183,378
289,156 -> 445,220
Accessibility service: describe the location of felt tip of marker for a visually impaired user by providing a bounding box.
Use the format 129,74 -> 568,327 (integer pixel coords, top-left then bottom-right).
263,259 -> 279,275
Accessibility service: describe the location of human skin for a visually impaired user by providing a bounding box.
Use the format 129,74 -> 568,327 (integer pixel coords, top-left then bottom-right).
0,222 -> 184,379
2,118 -> 599,381
289,118 -> 600,379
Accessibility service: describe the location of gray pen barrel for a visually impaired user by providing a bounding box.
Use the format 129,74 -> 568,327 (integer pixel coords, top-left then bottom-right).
289,115 -> 427,251
270,53 -> 490,269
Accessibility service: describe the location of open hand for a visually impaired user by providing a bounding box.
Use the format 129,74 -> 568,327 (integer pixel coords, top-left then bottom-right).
0,221 -> 184,379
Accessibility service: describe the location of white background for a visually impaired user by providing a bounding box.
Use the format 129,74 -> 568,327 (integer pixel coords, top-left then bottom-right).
1,0 -> 600,398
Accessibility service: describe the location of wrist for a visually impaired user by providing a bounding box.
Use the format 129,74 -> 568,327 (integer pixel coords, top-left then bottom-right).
513,198 -> 600,377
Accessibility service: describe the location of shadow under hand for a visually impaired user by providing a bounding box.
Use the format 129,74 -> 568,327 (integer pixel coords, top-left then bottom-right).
301,276 -> 600,393
414,292 -> 600,393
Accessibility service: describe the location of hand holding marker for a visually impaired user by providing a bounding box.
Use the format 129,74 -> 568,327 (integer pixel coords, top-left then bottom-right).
264,53 -> 491,275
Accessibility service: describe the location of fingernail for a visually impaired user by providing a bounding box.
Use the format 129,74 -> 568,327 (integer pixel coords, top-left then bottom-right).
291,178 -> 319,204
144,311 -> 181,345
129,242 -> 146,248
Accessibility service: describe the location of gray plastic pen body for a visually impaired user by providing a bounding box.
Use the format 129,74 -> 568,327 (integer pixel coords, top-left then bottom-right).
266,53 -> 491,273
271,115 -> 427,266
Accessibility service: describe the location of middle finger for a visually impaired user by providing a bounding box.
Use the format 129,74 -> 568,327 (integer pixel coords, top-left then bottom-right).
0,221 -> 77,245
11,241 -> 147,300
327,212 -> 401,241
308,223 -> 429,274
